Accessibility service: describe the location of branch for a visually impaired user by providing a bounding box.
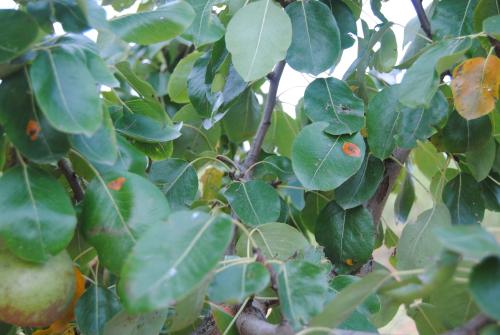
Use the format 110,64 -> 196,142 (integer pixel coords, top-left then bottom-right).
366,148 -> 411,225
442,314 -> 494,335
58,158 -> 84,203
410,0 -> 432,39
243,60 -> 286,178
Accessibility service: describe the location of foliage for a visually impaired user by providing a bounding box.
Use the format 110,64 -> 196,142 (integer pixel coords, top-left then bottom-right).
0,0 -> 499,334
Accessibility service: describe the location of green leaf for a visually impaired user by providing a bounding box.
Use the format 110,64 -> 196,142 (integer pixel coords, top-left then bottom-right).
407,303 -> 449,335
434,225 -> 500,261
184,0 -> 225,48
481,173 -> 500,211
427,282 -> 480,330
149,158 -> 198,210
442,173 -> 485,225
485,15 -> 500,39
172,104 -> 220,160
115,62 -> 159,105
320,0 -> 357,49
222,88 -> 260,143
304,78 -> 364,135
112,106 -> 181,143
394,172 -> 416,224
292,122 -> 365,191
277,260 -> 330,330
315,202 -> 374,273
399,38 -> 471,108
466,137 -> 496,181
225,0 -> 292,81
110,1 -> 195,45
397,204 -> 451,270
412,141 -> 447,180
236,222 -> 309,260
435,111 -> 492,153
263,108 -> 299,158
187,52 -> 220,118
0,166 -> 76,263
94,135 -> 148,176
285,0 -> 341,75
30,47 -> 102,135
366,85 -> 400,159
118,211 -> 233,313
75,285 -> 122,335
167,51 -> 202,104
469,256 -> 500,319
104,310 -> 168,335
473,0 -> 500,32
335,154 -> 384,209
81,171 -> 170,274
431,0 -> 479,39
374,28 -> 397,73
0,72 -> 69,163
208,262 -> 270,304
310,270 -> 391,329
224,180 -> 281,226
70,108 -> 118,165
330,275 -> 381,316
0,10 -> 39,63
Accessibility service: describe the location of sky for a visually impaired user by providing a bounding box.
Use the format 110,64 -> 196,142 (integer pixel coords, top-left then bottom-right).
0,0 -> 432,113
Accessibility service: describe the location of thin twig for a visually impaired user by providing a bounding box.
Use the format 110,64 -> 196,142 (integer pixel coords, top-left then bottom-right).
243,60 -> 286,178
442,314 -> 494,335
410,0 -> 432,39
58,158 -> 84,202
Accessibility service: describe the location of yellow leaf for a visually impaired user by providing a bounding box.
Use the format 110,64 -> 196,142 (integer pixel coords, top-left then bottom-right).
451,56 -> 500,120
200,167 -> 224,201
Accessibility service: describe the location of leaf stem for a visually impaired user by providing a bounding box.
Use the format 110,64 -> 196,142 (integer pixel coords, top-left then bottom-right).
410,0 -> 432,40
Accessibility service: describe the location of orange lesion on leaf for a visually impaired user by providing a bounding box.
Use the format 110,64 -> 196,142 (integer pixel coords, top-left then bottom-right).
26,119 -> 41,141
451,55 -> 500,120
107,177 -> 126,191
342,142 -> 361,157
33,268 -> 85,335
345,258 -> 354,266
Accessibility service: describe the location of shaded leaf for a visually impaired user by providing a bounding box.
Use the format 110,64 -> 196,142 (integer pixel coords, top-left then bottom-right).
469,256 -> 500,319
442,173 -> 485,225
263,108 -> 299,158
0,10 -> 38,63
167,51 -> 202,104
75,286 -> 121,335
149,158 -> 198,210
397,204 -> 451,270
222,88 -> 260,143
484,15 -> 500,39
104,310 -> 168,335
466,137 -> 496,181
315,202 -> 374,273
394,172 -> 415,224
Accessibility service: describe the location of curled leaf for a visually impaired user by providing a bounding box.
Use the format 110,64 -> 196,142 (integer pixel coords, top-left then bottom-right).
451,56 -> 500,120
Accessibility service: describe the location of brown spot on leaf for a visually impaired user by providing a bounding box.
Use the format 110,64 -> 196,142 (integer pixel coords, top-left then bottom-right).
345,258 -> 354,266
342,142 -> 361,157
107,177 -> 126,191
26,120 -> 41,141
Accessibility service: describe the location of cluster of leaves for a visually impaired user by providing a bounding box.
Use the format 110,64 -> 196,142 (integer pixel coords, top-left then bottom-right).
0,0 -> 499,334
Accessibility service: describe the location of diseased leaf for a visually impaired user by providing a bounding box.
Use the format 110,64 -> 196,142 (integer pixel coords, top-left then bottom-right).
304,78 -> 364,135
285,0 -> 341,75
225,0 -> 292,81
315,202 -> 374,273
397,204 -> 451,270
292,122 -> 365,191
81,171 -> 170,274
442,173 -> 485,225
118,211 -> 232,313
110,1 -> 195,45
0,166 -> 76,263
224,180 -> 281,226
451,56 -> 500,120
